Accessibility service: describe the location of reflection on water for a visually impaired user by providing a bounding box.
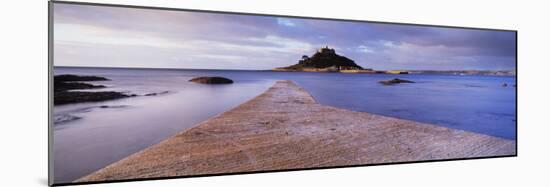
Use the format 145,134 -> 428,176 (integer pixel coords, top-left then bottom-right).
53,67 -> 516,183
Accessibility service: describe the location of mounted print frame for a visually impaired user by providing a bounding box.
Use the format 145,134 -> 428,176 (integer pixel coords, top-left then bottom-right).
49,1 -> 517,186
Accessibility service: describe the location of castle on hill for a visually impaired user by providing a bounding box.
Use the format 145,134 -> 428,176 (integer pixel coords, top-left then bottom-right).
317,45 -> 335,54
274,46 -> 365,72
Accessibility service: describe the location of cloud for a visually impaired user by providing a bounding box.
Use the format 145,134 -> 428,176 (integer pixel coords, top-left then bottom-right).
53,3 -> 516,70
55,23 -> 186,49
276,18 -> 296,27
356,45 -> 374,53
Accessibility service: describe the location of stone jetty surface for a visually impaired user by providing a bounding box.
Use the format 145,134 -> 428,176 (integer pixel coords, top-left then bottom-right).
78,80 -> 515,182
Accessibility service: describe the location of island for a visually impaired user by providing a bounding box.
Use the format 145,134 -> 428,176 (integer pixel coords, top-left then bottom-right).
273,46 -> 374,73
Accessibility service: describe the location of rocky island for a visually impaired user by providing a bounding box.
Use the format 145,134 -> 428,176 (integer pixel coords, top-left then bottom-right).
274,46 -> 373,73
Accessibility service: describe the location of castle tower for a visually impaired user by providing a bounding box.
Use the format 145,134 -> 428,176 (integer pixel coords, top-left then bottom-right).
318,45 -> 335,54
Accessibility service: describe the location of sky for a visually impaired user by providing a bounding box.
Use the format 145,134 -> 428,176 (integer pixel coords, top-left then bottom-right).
53,3 -> 516,70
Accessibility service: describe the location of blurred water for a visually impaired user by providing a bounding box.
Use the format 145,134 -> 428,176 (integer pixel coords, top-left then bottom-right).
52,67 -> 516,183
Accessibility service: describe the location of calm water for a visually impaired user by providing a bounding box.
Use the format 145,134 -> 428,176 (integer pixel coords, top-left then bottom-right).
53,67 -> 516,183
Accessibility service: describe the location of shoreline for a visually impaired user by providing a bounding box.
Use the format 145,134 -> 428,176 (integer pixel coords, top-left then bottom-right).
77,80 -> 516,182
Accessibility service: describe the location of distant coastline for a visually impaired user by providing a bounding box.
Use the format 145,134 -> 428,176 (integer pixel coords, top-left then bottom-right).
55,66 -> 516,77
273,68 -> 516,76
270,46 -> 516,76
407,70 -> 516,76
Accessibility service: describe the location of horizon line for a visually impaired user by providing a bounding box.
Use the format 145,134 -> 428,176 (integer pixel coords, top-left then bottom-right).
53,65 -> 516,72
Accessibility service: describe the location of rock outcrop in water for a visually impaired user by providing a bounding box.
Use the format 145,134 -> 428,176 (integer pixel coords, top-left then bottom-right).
54,74 -> 133,105
144,91 -> 170,96
274,46 -> 364,72
54,74 -> 109,92
189,77 -> 234,84
54,91 -> 132,105
54,74 -> 110,82
54,81 -> 106,92
379,78 -> 415,85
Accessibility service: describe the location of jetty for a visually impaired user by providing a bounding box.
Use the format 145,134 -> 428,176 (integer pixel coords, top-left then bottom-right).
78,80 -> 515,182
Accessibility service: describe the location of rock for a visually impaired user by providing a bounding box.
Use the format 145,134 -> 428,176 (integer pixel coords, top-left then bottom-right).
98,105 -> 126,109
144,91 -> 170,96
54,114 -> 82,124
54,91 -> 133,105
54,74 -> 109,92
53,74 -> 137,105
54,81 -> 106,92
379,78 -> 415,85
54,74 -> 110,82
189,77 -> 233,84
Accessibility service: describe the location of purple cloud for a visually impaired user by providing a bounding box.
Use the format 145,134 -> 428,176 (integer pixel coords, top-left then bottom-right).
54,3 -> 516,70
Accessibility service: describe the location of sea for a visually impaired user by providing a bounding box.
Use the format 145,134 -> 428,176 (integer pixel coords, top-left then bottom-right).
52,66 -> 517,183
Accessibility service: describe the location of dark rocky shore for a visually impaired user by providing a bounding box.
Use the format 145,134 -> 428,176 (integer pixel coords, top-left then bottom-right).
54,81 -> 106,92
54,74 -> 133,105
54,74 -> 231,105
55,91 -> 131,105
54,74 -> 109,82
